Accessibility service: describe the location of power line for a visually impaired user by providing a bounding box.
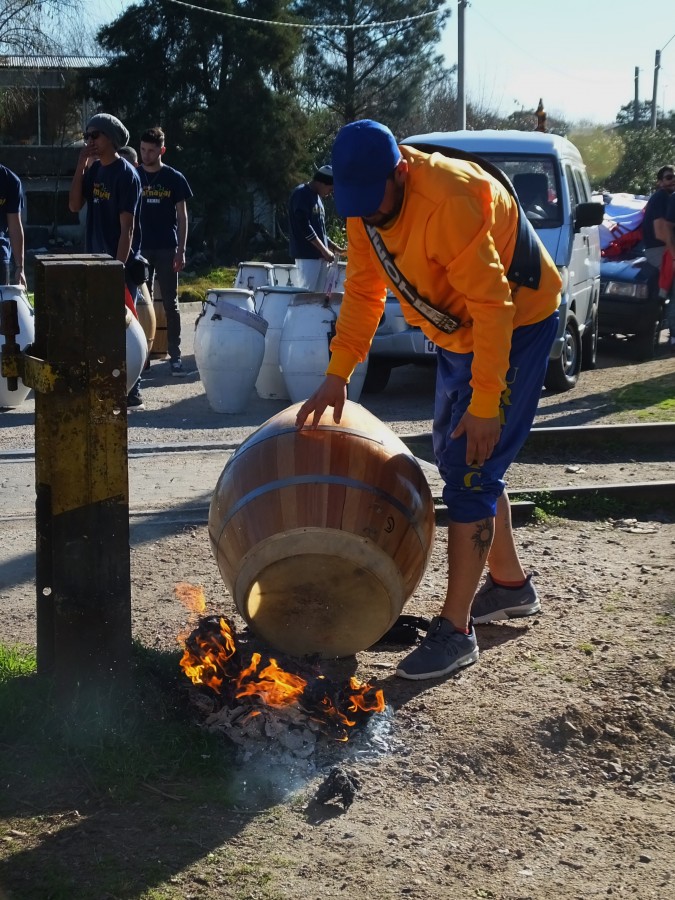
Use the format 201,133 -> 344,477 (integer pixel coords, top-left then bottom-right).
661,31 -> 675,52
166,0 -> 447,31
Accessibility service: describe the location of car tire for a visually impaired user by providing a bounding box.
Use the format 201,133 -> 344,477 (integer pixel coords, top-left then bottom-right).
544,313 -> 581,393
581,306 -> 598,370
362,359 -> 392,394
632,317 -> 661,361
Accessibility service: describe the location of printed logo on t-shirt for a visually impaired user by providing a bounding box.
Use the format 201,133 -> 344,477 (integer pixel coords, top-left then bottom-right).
93,183 -> 112,201
143,186 -> 172,201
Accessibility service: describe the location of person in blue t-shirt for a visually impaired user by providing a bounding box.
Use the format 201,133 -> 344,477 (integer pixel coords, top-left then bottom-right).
0,165 -> 26,288
288,165 -> 345,291
642,164 -> 675,270
138,126 -> 193,376
69,113 -> 146,408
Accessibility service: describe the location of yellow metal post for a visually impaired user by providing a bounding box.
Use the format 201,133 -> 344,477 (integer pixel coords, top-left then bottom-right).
31,255 -> 132,690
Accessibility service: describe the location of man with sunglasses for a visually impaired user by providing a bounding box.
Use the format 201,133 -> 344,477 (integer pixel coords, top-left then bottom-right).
642,165 -> 675,270
295,119 -> 562,681
69,113 -> 145,407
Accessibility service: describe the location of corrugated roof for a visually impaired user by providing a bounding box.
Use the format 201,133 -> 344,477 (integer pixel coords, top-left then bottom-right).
0,55 -> 106,69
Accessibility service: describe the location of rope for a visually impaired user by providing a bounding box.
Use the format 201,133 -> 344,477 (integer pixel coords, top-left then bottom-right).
165,0 -> 446,32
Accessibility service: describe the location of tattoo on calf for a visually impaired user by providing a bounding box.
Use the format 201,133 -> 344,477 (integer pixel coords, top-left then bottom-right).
471,519 -> 494,558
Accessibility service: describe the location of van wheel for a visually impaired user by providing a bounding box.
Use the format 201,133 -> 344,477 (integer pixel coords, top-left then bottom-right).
362,359 -> 391,394
632,317 -> 661,361
581,307 -> 598,370
544,313 -> 581,393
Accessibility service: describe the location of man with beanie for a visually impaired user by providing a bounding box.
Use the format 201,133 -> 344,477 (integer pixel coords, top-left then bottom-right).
296,119 -> 562,681
0,164 -> 26,288
69,113 -> 145,408
288,164 -> 345,291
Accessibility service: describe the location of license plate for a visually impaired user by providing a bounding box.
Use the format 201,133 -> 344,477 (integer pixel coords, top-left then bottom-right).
424,339 -> 436,355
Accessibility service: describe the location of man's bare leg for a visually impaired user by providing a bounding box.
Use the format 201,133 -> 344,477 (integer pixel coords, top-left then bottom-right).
440,517 -> 494,630
485,491 -> 527,582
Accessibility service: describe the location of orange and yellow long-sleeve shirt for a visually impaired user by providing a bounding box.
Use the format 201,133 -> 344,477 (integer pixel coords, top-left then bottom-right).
326,146 -> 562,418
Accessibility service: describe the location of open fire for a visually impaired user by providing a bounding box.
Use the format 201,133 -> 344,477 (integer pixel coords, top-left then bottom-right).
176,584 -> 386,744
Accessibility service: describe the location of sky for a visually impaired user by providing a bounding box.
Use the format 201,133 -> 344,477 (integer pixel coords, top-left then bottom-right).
439,0 -> 675,124
88,0 -> 675,125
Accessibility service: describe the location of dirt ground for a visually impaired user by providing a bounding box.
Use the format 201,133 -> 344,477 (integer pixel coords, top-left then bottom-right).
1,320 -> 674,900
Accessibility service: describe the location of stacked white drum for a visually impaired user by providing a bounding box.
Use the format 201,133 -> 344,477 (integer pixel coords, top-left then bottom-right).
234,261 -> 275,293
0,285 -> 35,408
194,288 -> 266,413
273,263 -> 301,288
278,292 -> 367,403
255,285 -> 308,400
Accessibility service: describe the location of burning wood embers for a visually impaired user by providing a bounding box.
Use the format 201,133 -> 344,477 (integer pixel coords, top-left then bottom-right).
179,614 -> 387,758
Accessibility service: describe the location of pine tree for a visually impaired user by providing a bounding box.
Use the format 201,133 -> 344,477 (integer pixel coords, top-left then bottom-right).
291,0 -> 450,131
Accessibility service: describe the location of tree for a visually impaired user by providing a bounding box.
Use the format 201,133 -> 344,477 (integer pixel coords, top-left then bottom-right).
615,99 -> 654,128
92,0 -> 306,260
291,0 -> 451,132
602,126 -> 675,195
0,0 -> 83,54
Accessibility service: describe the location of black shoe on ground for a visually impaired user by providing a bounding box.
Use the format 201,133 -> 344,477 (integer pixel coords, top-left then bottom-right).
395,617 -> 479,680
127,394 -> 145,411
471,573 -> 540,624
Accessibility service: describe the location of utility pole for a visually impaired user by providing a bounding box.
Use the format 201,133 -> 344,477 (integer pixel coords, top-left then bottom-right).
651,49 -> 660,129
634,66 -> 639,126
457,0 -> 468,130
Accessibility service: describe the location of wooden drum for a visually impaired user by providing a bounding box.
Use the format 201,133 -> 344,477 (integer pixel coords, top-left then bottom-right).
135,282 -> 156,358
149,281 -> 168,360
208,401 -> 436,658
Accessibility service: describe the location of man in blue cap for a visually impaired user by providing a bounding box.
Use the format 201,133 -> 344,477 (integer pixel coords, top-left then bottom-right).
296,119 -> 562,681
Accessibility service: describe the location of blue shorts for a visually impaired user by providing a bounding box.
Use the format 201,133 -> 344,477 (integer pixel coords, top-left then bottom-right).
433,312 -> 559,523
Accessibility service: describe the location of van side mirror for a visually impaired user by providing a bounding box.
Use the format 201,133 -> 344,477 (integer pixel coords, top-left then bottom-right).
574,201 -> 604,231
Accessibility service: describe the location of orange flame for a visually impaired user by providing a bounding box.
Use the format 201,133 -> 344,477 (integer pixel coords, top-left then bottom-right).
179,613 -> 386,738
175,582 -> 206,614
236,658 -> 307,708
175,583 -> 207,646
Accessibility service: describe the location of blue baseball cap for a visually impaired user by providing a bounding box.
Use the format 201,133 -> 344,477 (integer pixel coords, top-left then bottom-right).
331,120 -> 401,218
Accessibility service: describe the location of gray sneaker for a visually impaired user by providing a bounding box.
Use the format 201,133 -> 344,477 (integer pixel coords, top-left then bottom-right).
471,573 -> 540,624
395,617 -> 479,680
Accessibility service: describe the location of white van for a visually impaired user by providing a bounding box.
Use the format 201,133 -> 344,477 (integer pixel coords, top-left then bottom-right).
367,130 -> 604,393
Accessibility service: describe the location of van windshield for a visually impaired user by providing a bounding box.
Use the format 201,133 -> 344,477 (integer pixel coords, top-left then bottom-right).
479,154 -> 562,229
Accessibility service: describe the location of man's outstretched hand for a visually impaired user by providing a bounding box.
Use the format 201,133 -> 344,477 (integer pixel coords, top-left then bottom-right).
295,374 -> 348,429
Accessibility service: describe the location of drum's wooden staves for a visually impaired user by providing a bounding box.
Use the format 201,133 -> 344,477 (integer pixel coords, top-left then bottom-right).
208,401 -> 435,658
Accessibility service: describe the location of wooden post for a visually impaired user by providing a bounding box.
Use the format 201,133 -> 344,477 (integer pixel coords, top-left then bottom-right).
32,255 -> 132,691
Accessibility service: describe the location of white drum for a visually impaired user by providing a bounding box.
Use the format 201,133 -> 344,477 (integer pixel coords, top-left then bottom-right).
278,292 -> 367,404
255,286 -> 308,400
0,285 -> 35,408
194,301 -> 267,414
273,263 -> 301,287
205,288 -> 255,313
335,260 -> 347,291
234,261 -> 275,292
125,309 -> 148,394
328,293 -> 367,401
